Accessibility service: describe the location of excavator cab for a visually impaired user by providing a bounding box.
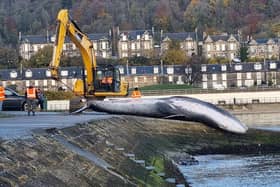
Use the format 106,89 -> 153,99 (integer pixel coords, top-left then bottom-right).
94,65 -> 121,93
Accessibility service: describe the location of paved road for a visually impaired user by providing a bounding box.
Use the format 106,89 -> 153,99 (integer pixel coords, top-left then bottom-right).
0,111 -> 111,140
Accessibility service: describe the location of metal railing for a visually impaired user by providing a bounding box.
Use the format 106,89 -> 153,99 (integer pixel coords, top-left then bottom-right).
140,87 -> 280,96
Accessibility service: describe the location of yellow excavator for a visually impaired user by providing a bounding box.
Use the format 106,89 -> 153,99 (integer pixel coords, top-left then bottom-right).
49,9 -> 129,112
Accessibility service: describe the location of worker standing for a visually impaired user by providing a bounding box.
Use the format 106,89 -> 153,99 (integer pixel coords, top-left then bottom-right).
25,85 -> 38,116
131,87 -> 142,98
0,83 -> 5,111
37,88 -> 45,111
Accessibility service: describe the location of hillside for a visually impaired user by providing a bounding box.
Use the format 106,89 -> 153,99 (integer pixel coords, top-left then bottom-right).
1,0 -> 280,47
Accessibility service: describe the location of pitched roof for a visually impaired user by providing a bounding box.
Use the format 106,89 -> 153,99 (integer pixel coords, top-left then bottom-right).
206,34 -> 238,42
120,30 -> 153,40
88,33 -> 109,40
162,32 -> 196,41
20,35 -> 52,44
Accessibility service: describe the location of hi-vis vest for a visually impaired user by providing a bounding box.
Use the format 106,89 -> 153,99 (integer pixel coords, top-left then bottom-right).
0,86 -> 5,101
131,90 -> 141,98
27,88 -> 36,99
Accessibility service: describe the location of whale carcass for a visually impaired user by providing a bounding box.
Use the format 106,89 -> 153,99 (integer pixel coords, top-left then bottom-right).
86,96 -> 248,134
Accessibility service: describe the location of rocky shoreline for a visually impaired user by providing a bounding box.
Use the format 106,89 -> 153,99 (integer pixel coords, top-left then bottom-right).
1,114 -> 280,186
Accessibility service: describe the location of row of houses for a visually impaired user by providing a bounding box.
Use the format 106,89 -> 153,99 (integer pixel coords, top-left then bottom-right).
2,61 -> 280,91
20,28 -> 280,62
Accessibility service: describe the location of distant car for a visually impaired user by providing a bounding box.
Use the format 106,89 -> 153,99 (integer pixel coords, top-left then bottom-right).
3,88 -> 27,111
214,84 -> 225,90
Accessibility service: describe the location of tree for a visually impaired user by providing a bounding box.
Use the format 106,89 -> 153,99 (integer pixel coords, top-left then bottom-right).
185,55 -> 205,85
238,44 -> 249,62
162,40 -> 188,65
26,46 -> 53,68
61,0 -> 72,9
0,47 -> 18,68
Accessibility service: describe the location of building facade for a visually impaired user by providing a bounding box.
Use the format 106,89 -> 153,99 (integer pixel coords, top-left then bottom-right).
19,33 -> 112,60
19,29 -> 280,63
20,35 -> 53,60
201,61 -> 279,89
248,38 -> 280,60
161,32 -> 197,57
118,30 -> 154,58
203,33 -> 240,60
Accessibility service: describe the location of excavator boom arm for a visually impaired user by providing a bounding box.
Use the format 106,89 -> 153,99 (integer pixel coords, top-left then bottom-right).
49,9 -> 96,92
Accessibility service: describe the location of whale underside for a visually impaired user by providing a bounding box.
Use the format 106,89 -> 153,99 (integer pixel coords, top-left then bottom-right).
85,96 -> 248,134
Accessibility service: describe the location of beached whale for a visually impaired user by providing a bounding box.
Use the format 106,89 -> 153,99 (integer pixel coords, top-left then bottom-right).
86,96 -> 248,134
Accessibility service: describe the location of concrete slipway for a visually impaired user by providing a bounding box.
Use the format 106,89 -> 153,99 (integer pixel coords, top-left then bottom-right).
0,111 -> 112,140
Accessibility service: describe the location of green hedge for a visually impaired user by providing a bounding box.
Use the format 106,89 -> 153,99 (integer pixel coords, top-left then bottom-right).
44,91 -> 75,100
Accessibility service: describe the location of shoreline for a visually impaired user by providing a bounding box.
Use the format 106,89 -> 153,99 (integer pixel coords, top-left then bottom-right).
1,109 -> 280,186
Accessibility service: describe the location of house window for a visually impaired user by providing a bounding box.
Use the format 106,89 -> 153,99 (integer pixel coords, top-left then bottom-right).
168,75 -> 173,82
144,42 -> 150,49
43,80 -> 48,86
256,72 -> 262,79
119,67 -> 124,74
254,64 -> 262,70
25,80 -> 30,87
93,43 -> 97,50
10,71 -> 17,78
202,74 -> 208,81
122,35 -> 127,41
246,72 -> 251,79
61,70 -> 68,76
221,65 -> 227,71
35,80 -> 39,86
270,63 -> 276,69
187,42 -> 192,49
212,74 -> 217,81
25,70 -> 32,78
222,73 -> 227,80
167,67 -> 174,74
144,34 -> 149,40
234,65 -> 242,71
102,42 -> 107,50
230,43 -> 235,50
131,67 -> 136,74
268,45 -> 272,52
201,66 -> 207,72
131,43 -> 136,50
153,67 -> 159,74
216,44 -> 220,51
134,77 -> 138,83
46,70 -> 51,77
33,45 -> 38,52
137,35 -> 140,40
207,44 -> 211,51
122,43 -> 128,50
250,47 -> 255,53
237,73 -> 242,80
102,51 -> 106,58
203,82 -> 208,89
122,52 -> 128,57
221,44 -> 226,51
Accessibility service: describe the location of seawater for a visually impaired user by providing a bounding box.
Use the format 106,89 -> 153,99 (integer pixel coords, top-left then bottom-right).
179,154 -> 280,187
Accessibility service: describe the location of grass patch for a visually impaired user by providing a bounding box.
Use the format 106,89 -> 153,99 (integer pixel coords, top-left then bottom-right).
138,84 -> 193,91
0,113 -> 13,118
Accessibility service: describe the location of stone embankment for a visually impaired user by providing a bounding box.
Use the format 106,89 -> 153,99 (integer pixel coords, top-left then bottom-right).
1,114 -> 280,186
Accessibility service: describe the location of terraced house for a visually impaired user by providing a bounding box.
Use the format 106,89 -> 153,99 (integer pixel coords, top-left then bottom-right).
20,33 -> 112,59
203,33 -> 240,61
118,30 -> 154,58
248,38 -> 280,60
161,32 -> 198,56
